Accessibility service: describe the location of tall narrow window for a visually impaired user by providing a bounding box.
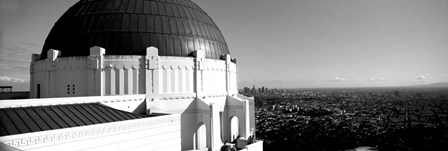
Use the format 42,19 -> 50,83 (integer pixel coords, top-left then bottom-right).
196,123 -> 207,149
220,112 -> 224,141
37,84 -> 41,98
230,116 -> 239,141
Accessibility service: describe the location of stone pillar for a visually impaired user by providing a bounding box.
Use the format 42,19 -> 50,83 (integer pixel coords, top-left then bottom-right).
118,67 -> 125,95
193,50 -> 205,98
209,103 -> 215,151
88,46 -> 105,96
248,97 -> 256,137
126,67 -> 133,94
110,66 -> 116,95
133,66 -> 139,94
30,54 -> 40,98
224,54 -> 231,96
46,49 -> 60,97
244,100 -> 250,138
145,46 -> 160,114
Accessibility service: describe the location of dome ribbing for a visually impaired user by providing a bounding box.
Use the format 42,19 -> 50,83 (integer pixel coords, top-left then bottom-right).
41,0 -> 229,60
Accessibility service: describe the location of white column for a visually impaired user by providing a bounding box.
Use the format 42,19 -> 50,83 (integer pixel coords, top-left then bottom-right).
244,100 -> 250,138
126,68 -> 132,94
174,67 -> 179,93
49,64 -> 56,97
118,67 -> 124,95
46,49 -> 60,98
180,68 -> 185,93
209,103 -> 214,150
184,68 -> 189,93
166,68 -> 171,94
88,64 -> 95,96
89,46 -> 105,96
189,69 -> 194,93
30,54 -> 40,98
224,54 -> 231,96
105,68 -> 111,95
133,67 -> 138,94
193,50 -> 205,98
161,68 -> 166,94
110,67 -> 116,95
30,64 -> 35,98
145,47 -> 160,114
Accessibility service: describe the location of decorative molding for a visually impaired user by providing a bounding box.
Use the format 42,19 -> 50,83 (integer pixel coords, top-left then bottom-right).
0,115 -> 181,148
225,105 -> 245,110
185,109 -> 210,114
159,96 -> 195,100
206,94 -> 227,98
0,95 -> 146,109
132,64 -> 139,69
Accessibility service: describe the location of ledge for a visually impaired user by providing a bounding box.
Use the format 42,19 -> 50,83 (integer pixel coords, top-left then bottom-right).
0,95 -> 146,109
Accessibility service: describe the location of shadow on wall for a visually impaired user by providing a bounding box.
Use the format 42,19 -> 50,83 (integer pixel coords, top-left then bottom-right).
180,98 -> 211,150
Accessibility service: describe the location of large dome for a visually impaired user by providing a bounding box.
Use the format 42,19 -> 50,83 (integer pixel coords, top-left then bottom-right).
41,0 -> 229,60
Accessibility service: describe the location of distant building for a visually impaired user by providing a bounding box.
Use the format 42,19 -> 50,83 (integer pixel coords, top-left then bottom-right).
0,86 -> 29,100
0,0 -> 262,151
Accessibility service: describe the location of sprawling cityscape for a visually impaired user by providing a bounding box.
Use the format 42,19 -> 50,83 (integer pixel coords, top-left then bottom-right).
242,86 -> 448,150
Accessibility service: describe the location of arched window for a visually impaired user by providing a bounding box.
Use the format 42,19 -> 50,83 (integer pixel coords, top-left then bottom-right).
230,116 -> 239,141
194,122 -> 207,149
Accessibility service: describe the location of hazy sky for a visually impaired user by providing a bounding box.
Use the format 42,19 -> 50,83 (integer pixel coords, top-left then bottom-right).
1,0 -> 448,91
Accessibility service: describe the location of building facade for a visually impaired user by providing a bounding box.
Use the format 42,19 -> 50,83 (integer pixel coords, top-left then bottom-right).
0,0 -> 262,150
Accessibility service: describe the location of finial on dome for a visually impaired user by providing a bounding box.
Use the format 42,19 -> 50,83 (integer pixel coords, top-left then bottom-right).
146,46 -> 159,56
47,49 -> 61,61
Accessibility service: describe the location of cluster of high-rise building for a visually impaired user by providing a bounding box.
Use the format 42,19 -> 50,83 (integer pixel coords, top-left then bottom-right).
241,86 -> 282,94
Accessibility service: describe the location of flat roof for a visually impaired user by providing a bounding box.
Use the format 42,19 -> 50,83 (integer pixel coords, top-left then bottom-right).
0,103 -> 148,136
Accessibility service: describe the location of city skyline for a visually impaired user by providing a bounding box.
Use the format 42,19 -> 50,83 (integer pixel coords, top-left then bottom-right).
1,0 -> 448,91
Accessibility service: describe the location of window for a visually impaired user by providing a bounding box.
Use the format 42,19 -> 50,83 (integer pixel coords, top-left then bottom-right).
220,112 -> 224,141
230,116 -> 239,141
67,84 -> 76,95
37,84 -> 41,98
195,123 -> 207,149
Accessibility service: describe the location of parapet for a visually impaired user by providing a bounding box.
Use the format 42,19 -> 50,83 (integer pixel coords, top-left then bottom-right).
90,46 -> 106,57
193,50 -> 205,59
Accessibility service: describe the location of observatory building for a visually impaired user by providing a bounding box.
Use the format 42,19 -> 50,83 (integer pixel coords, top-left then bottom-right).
0,0 -> 262,150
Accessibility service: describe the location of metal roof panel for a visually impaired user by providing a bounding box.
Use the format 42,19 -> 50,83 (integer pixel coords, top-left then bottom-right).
0,103 -> 149,137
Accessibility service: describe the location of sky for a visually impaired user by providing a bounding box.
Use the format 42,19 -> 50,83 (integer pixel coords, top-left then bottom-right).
1,0 -> 448,91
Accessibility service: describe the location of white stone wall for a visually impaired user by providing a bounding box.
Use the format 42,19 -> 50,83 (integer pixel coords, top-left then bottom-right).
27,46 -> 257,151
0,114 -> 181,151
102,55 -> 143,96
159,56 -> 195,95
229,62 -> 238,94
30,55 -> 91,98
203,59 -> 227,95
30,47 -> 238,99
